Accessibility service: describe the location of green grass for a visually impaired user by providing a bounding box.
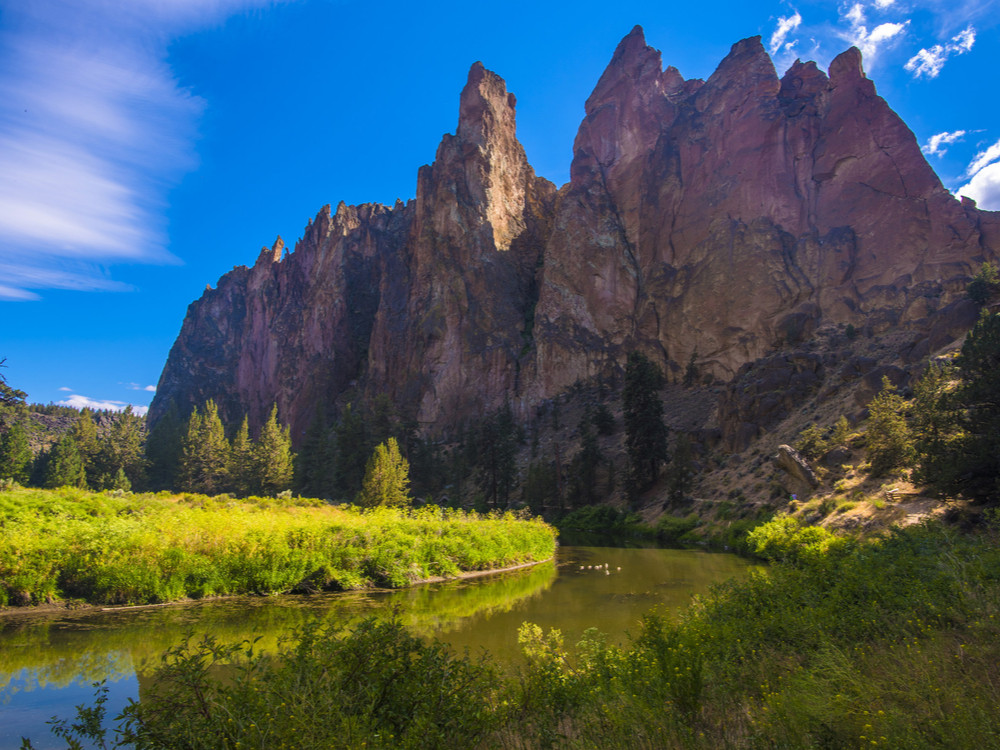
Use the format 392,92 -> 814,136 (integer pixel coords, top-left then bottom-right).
29,515 -> 1000,749
0,487 -> 556,606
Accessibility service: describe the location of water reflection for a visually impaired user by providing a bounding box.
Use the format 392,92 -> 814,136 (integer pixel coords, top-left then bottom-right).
0,547 -> 754,750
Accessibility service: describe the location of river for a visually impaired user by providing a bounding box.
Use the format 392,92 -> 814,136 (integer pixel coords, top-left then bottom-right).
0,545 -> 755,749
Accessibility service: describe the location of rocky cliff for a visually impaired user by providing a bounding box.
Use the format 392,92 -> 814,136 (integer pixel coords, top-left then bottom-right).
151,27 -> 1000,443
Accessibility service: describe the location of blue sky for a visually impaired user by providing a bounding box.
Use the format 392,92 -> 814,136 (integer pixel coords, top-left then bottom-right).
2,0 -> 998,415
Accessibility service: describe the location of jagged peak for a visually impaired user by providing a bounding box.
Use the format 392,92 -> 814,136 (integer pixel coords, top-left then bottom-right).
586,25 -> 668,112
457,61 -> 517,148
706,35 -> 778,90
255,236 -> 284,266
829,46 -> 865,84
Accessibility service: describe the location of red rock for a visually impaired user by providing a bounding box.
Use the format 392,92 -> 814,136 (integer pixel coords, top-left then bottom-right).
151,28 -> 1000,443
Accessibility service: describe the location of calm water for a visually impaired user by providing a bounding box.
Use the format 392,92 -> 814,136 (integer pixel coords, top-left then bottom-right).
0,546 -> 754,749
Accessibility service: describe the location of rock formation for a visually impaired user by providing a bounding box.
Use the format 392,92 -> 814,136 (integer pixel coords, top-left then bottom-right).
151,27 -> 1000,444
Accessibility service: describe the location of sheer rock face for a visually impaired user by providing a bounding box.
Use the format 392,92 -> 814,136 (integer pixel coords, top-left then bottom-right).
532,29 -> 998,399
364,62 -> 556,425
151,28 -> 999,441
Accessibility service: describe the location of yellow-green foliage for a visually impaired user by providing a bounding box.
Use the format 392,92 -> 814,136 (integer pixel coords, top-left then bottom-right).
0,487 -> 556,606
22,518 -> 1000,750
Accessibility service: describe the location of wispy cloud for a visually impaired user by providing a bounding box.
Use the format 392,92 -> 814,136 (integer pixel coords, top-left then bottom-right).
124,383 -> 158,392
0,0 -> 281,301
58,393 -> 149,416
957,138 -> 1000,210
964,138 -> 1000,178
922,130 -> 967,157
769,12 -> 803,55
58,386 -> 73,392
904,25 -> 976,77
840,3 -> 909,64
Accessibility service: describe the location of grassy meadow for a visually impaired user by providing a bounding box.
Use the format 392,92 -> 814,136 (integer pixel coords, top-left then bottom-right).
0,486 -> 556,607
22,513 -> 1000,749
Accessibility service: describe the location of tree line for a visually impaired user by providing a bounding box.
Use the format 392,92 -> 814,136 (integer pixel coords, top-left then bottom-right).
2,351 -> 693,510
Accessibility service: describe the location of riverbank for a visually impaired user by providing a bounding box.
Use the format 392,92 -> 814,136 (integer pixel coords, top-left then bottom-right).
36,514 -> 997,750
0,487 -> 557,608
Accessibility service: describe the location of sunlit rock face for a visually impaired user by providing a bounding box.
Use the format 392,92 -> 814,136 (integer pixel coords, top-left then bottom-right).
151,28 -> 999,441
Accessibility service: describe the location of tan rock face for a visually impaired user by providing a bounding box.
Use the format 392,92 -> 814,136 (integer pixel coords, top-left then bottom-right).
151,28 -> 999,442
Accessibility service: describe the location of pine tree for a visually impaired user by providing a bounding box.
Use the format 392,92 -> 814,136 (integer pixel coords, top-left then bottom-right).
42,434 -> 87,488
72,409 -> 100,488
866,376 -> 914,477
333,403 -> 368,501
0,420 -> 32,484
624,351 -> 668,496
569,409 -> 601,506
295,412 -> 334,498
911,362 -> 961,490
229,416 -> 255,497
666,432 -> 695,505
93,406 -> 146,490
952,310 -> 1000,501
357,437 -> 411,508
145,404 -> 185,491
476,402 -> 518,508
179,400 -> 231,495
254,405 -> 294,497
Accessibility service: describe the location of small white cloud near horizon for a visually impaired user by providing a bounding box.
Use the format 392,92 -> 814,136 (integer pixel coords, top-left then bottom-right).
123,382 -> 157,392
57,393 -> 149,416
957,138 -> 1000,211
922,130 -> 967,157
769,12 -> 803,55
905,25 -> 975,78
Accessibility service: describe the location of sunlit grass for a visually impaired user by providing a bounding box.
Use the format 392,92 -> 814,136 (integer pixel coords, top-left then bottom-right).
0,487 -> 556,606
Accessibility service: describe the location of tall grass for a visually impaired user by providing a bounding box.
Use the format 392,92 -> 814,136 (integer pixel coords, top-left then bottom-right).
26,516 -> 1000,749
0,487 -> 556,607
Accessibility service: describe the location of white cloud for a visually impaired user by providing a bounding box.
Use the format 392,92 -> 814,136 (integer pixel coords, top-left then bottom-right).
58,394 -> 149,416
124,383 -> 157,392
922,130 -> 967,157
769,12 -> 803,55
0,0 -> 279,300
874,0 -> 895,8
965,138 -> 1000,178
904,25 -> 976,78
58,386 -> 73,392
956,137 -> 1000,211
957,162 -> 1000,211
840,2 -> 909,66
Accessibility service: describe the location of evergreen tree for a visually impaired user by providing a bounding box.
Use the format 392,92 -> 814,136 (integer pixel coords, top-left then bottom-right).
911,362 -> 961,490
568,409 -> 601,506
72,409 -> 100,488
42,434 -> 86,488
229,416 -> 255,497
0,420 -> 32,484
476,402 -> 518,508
0,358 -> 26,413
145,404 -> 185,491
967,261 -> 999,306
357,437 -> 411,508
295,412 -> 334,498
666,432 -> 695,506
623,352 -> 668,496
254,404 -> 294,497
523,459 -> 558,514
951,310 -> 1000,501
333,403 -> 368,501
93,406 -> 146,490
179,400 -> 231,495
866,376 -> 914,477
